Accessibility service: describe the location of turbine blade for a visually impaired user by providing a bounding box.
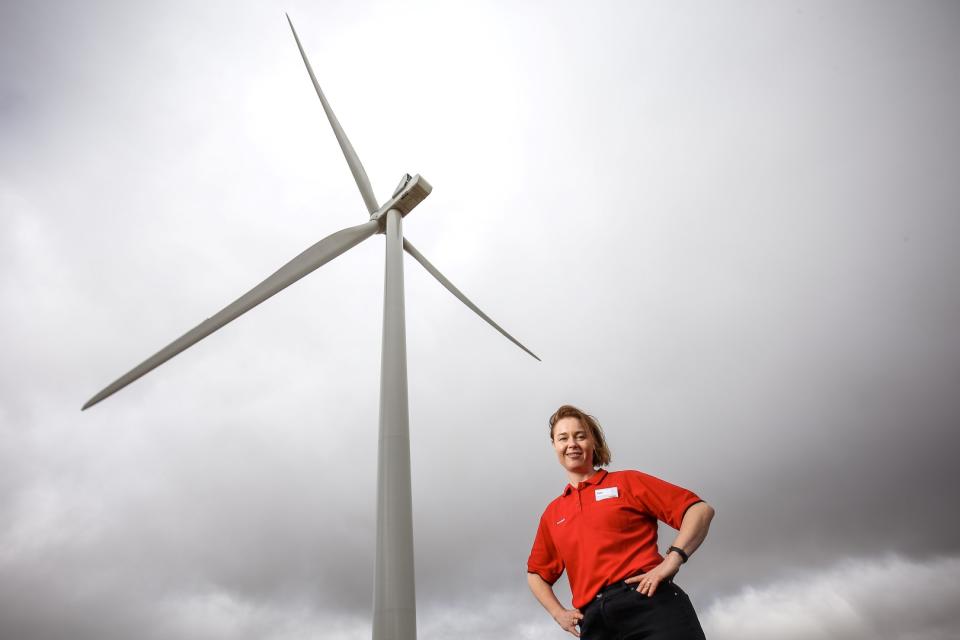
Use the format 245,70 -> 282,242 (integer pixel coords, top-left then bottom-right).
83,219 -> 380,410
286,14 -> 379,215
403,238 -> 541,362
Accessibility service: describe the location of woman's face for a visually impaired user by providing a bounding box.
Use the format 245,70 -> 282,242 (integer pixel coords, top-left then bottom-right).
551,416 -> 596,474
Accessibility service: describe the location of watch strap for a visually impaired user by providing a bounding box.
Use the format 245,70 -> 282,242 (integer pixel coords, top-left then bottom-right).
667,545 -> 689,563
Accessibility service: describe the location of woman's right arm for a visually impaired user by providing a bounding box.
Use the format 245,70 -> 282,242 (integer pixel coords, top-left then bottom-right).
527,572 -> 583,637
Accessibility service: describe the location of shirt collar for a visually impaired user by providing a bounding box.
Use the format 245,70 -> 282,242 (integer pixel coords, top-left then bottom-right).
561,468 -> 609,496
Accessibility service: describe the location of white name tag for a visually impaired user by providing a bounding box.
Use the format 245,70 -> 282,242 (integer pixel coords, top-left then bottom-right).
595,487 -> 619,501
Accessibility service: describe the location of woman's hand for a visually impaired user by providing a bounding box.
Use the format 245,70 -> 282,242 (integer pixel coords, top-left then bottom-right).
552,608 -> 584,636
624,554 -> 682,597
627,500 -> 715,597
528,573 -> 583,636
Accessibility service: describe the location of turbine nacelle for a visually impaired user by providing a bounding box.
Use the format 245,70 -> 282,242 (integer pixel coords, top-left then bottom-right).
371,173 -> 432,227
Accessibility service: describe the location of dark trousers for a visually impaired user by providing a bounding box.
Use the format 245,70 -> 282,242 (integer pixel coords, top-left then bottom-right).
579,581 -> 706,640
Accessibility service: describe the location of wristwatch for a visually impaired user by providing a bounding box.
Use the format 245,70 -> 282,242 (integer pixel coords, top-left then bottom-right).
666,546 -> 689,563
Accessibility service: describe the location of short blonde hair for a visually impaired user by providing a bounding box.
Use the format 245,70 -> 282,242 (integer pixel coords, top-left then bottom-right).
548,404 -> 611,467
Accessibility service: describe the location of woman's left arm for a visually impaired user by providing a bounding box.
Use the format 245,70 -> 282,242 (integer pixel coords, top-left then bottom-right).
625,501 -> 715,596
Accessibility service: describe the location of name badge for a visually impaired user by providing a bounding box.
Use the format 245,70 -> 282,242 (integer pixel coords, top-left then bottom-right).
595,487 -> 619,501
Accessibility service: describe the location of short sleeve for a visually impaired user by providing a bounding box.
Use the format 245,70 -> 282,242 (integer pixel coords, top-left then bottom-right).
625,471 -> 702,530
527,512 -> 565,584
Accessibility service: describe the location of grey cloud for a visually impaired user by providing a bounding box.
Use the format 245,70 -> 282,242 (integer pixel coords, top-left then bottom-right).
701,554 -> 960,640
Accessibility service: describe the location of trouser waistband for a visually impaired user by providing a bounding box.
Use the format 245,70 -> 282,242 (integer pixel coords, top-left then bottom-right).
594,578 -> 675,600
597,580 -> 634,597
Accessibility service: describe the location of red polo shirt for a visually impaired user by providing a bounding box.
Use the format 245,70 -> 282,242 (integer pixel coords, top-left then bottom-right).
527,469 -> 702,609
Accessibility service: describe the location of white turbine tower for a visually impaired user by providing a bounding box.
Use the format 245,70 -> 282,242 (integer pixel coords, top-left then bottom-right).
82,15 -> 539,640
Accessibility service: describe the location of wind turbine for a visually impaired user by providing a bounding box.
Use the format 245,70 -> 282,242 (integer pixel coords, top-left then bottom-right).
82,14 -> 539,640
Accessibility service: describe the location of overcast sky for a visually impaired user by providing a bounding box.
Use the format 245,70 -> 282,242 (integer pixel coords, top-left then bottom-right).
2,1 -> 959,638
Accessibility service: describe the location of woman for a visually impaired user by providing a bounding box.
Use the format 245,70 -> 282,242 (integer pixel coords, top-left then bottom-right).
527,405 -> 714,639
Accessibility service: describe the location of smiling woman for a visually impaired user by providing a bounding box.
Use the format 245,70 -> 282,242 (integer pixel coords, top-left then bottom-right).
527,405 -> 715,639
